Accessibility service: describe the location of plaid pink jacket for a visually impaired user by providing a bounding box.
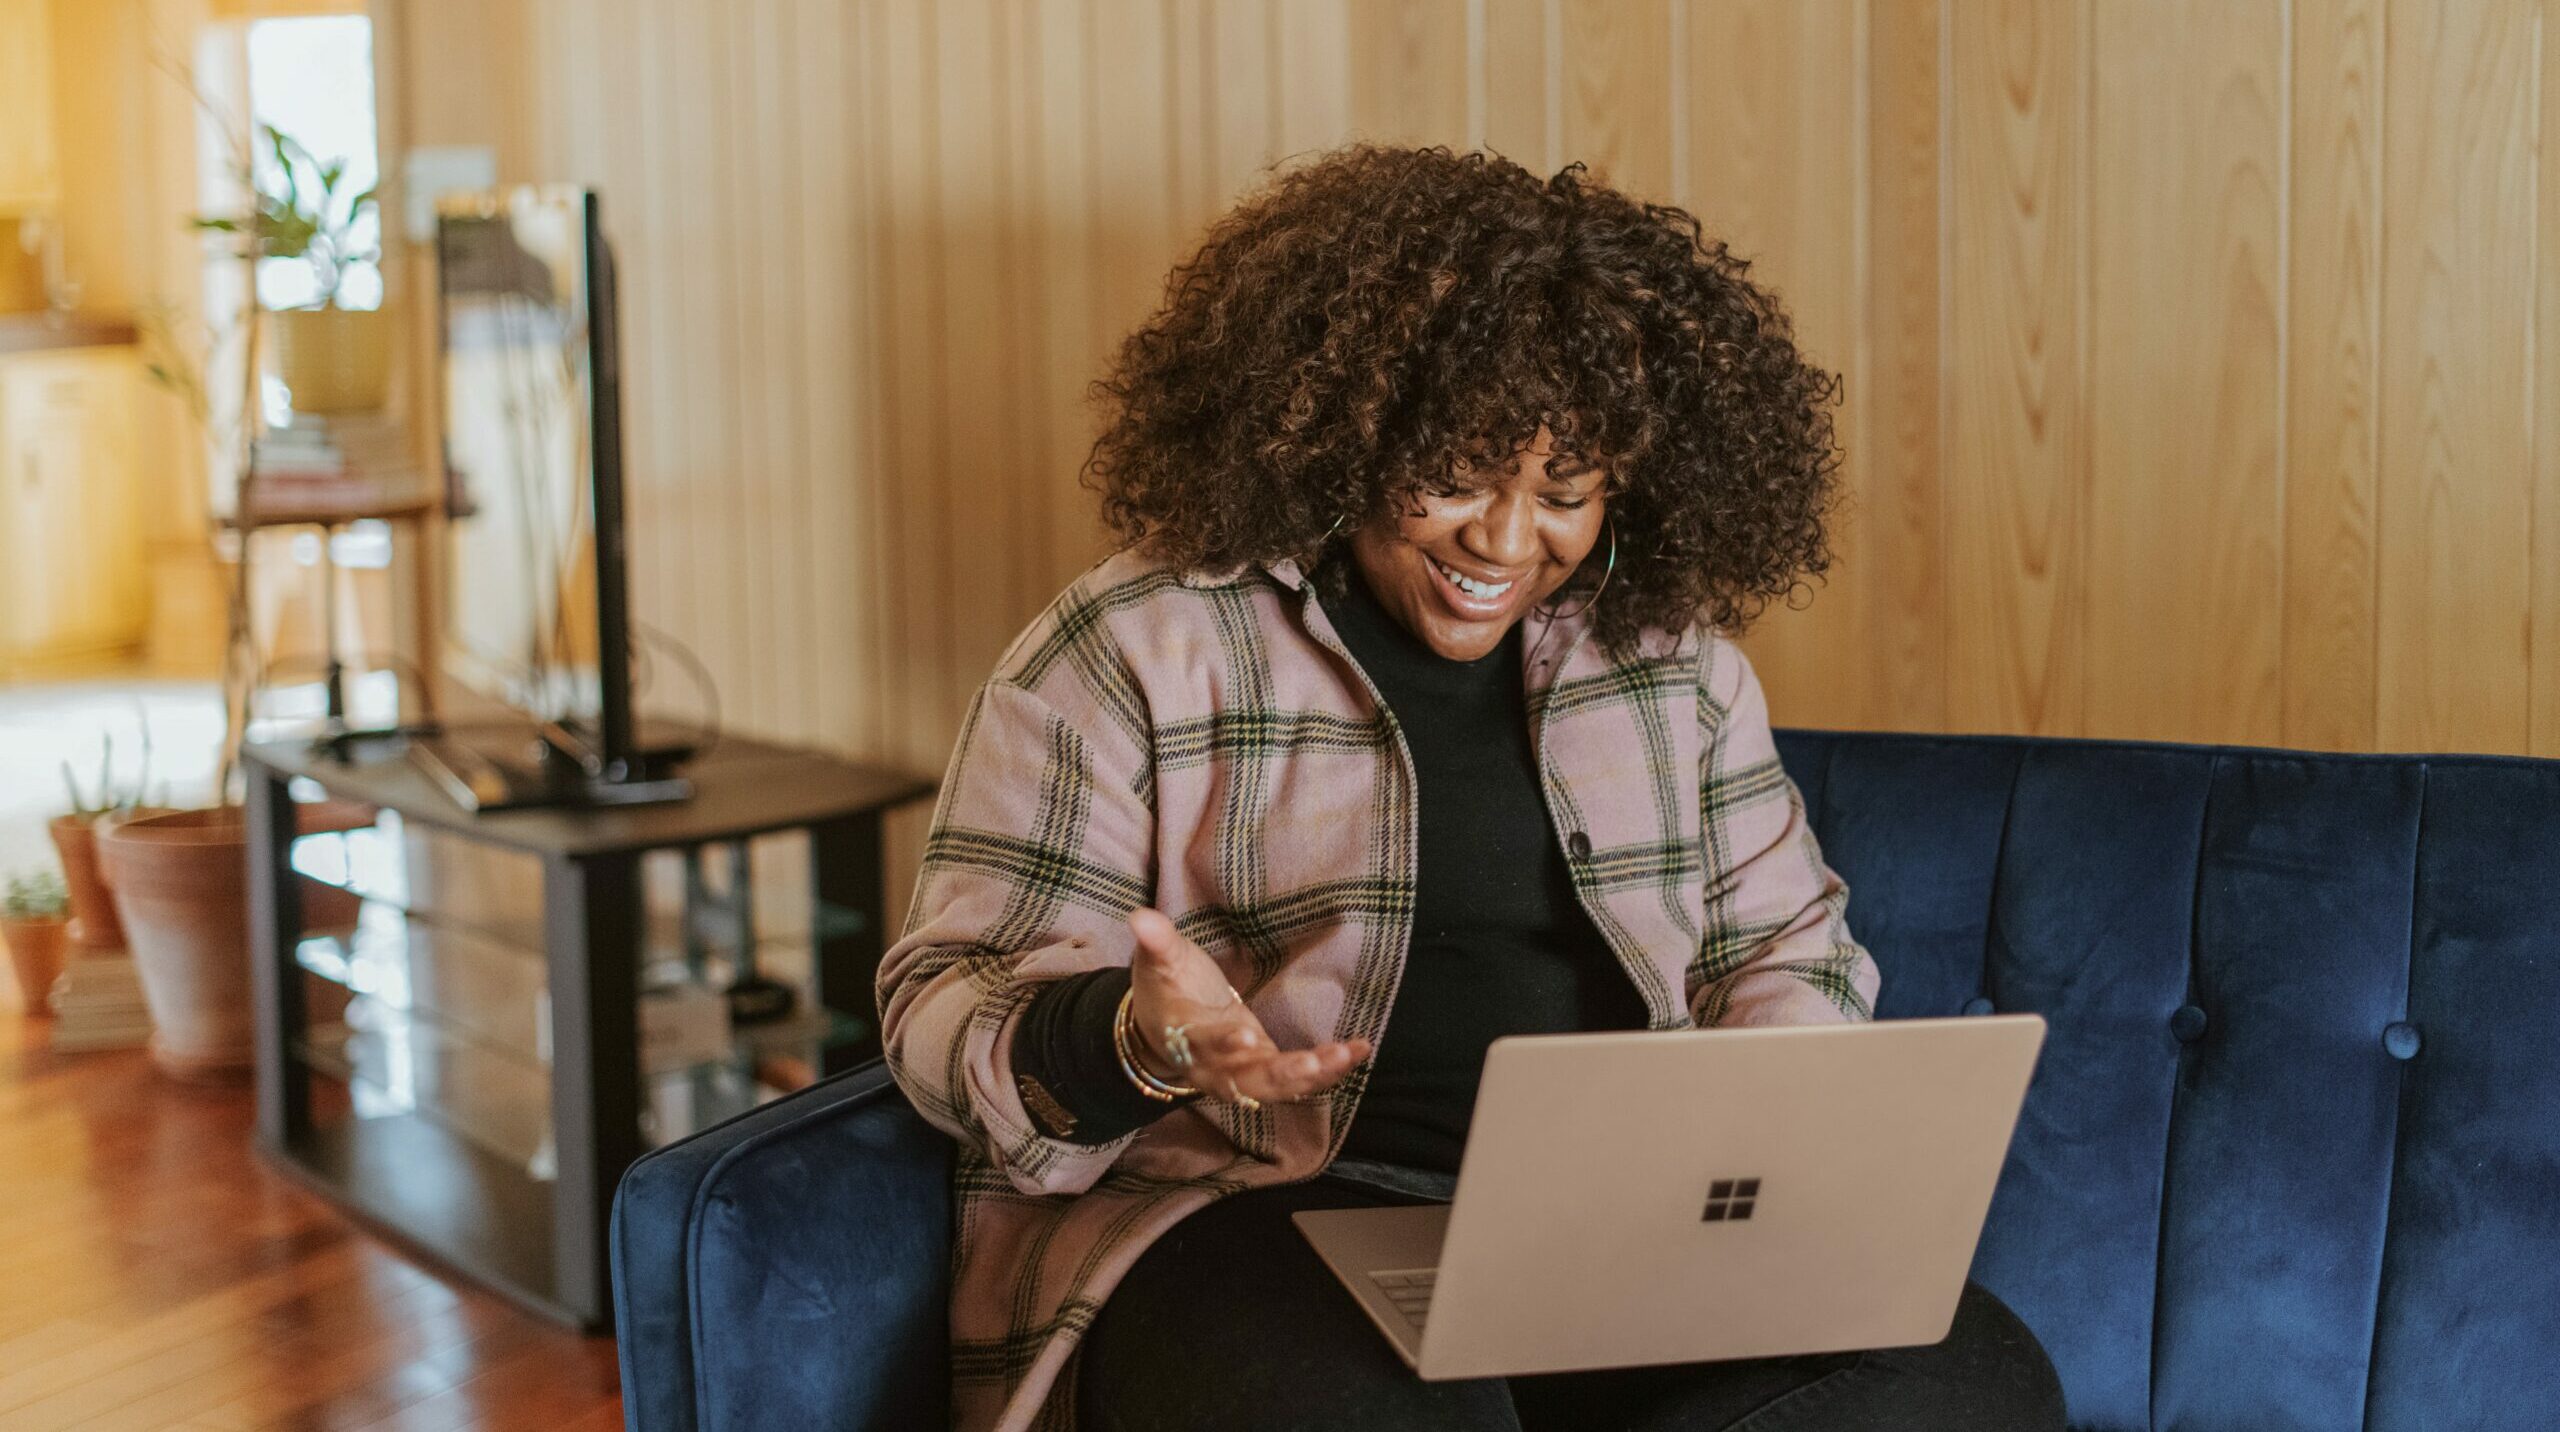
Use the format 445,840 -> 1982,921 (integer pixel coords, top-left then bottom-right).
877,546 -> 1880,1431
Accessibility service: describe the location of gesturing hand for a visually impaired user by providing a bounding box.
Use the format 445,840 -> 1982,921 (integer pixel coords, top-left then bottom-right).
1124,907 -> 1372,1106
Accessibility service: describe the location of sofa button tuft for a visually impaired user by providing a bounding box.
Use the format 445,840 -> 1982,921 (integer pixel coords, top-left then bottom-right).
2382,1021 -> 2421,1061
2169,1004 -> 2208,1044
1961,996 -> 1994,1016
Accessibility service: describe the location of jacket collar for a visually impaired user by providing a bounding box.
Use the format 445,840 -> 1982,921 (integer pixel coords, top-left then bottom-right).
1172,551 -> 1691,669
1172,556 -> 1302,590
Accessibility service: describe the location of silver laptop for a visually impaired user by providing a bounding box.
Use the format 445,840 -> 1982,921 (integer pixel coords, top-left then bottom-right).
1293,1013 -> 2046,1380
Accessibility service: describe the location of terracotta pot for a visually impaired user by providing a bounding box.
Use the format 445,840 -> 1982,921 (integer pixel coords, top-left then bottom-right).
268,306 -> 390,414
94,807 -> 255,1084
2,916 -> 70,1015
49,810 -> 177,950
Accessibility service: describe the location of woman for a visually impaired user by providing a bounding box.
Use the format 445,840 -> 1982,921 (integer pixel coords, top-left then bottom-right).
878,143 -> 2066,1432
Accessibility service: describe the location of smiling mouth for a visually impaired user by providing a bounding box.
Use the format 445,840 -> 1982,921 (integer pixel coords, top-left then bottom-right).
1426,554 -> 1522,616
1430,556 -> 1516,597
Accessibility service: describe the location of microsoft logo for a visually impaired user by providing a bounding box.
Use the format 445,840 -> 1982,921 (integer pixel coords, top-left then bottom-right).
1701,1177 -> 1761,1222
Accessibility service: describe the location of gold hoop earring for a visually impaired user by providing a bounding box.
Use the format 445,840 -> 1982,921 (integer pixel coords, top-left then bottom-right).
1543,517 -> 1616,620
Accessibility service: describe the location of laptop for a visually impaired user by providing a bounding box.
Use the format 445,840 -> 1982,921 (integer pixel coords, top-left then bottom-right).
1292,1013 -> 2046,1380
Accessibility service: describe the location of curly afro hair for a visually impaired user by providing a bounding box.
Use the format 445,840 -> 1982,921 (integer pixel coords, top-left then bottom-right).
1079,141 -> 1847,659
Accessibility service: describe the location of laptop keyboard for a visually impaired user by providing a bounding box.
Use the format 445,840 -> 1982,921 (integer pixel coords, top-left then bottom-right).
1369,1267 -> 1438,1329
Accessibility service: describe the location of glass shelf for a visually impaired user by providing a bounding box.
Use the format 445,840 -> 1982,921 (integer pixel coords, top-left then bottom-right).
285,819 -> 870,973
283,1087 -> 561,1313
294,898 -> 549,1062
293,904 -> 874,1163
298,994 -> 555,1176
636,997 -> 871,1147
639,1004 -> 871,1149
288,812 -> 869,961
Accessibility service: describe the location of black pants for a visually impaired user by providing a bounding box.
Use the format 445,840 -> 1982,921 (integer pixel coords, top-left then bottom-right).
1077,1175 -> 2068,1432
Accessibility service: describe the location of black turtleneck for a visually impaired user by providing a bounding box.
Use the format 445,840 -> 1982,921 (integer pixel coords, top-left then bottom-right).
1318,554 -> 1648,1171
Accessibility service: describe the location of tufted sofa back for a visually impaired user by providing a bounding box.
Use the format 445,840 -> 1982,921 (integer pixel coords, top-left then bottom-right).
1772,730 -> 2560,1432
613,730 -> 2560,1432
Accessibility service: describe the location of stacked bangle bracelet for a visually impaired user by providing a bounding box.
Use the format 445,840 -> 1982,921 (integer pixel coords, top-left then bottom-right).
1113,989 -> 1200,1102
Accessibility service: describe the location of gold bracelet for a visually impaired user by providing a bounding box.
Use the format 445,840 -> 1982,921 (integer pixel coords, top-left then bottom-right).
1113,989 -> 1200,1101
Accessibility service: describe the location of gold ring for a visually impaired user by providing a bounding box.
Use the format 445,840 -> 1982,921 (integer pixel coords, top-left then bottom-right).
1227,1077 -> 1261,1112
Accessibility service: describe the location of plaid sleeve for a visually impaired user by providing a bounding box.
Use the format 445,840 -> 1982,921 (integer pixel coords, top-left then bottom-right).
876,676 -> 1159,1196
1687,637 -> 1881,1027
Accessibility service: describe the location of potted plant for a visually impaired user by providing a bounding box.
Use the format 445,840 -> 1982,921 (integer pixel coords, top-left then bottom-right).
190,122 -> 385,413
52,724 -> 172,951
2,871 -> 72,1016
97,95 -> 381,1083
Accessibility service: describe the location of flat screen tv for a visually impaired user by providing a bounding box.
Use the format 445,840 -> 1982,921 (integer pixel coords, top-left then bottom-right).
433,185 -> 689,804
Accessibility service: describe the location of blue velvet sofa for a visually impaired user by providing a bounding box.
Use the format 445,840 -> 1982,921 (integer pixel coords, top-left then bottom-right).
613,729 -> 2560,1431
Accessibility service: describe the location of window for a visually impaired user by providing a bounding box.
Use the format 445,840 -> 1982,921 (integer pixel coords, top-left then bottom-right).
243,14 -> 381,312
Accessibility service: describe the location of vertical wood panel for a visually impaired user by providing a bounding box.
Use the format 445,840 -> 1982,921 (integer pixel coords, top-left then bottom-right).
655,0 -> 709,698
2377,0 -> 2539,752
1032,0 -> 1111,591
1273,0 -> 1352,166
2285,0 -> 2385,751
1209,0 -> 1273,207
700,0 -> 764,726
935,0 -> 1021,742
788,0 -> 870,753
2084,0 -> 2285,746
991,0 -> 1052,637
1558,0 -> 1671,198
1167,0 -> 1213,231
592,0 -> 651,666
1089,0 -> 1175,351
1944,0 -> 2088,736
1350,0 -> 1469,146
396,0 -> 534,185
1688,2 -> 1870,727
1861,0 -> 1948,732
754,0 -> 816,739
720,2 -> 776,731
876,0 -> 953,767
1481,0 -> 1551,171
2536,0 -> 2559,757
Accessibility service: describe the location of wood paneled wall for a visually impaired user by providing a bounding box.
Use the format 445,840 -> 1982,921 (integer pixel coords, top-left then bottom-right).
404,0 -> 2560,912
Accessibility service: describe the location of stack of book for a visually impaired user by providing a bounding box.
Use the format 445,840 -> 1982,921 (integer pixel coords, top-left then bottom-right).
245,414 -> 427,520
46,953 -> 152,1053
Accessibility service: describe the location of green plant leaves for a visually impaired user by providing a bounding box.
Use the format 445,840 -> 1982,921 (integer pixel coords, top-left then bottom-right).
187,120 -> 376,306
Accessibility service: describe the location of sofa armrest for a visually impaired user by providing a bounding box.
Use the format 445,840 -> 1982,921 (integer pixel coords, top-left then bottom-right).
612,1059 -> 954,1432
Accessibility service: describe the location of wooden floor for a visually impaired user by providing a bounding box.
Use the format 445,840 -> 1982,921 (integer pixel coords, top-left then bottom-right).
0,1015 -> 624,1431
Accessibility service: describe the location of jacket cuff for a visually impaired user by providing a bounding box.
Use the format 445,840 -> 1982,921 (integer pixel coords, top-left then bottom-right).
1008,966 -> 1195,1145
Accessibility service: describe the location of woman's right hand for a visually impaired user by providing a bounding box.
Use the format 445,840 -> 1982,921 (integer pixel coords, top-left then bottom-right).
1124,906 -> 1372,1105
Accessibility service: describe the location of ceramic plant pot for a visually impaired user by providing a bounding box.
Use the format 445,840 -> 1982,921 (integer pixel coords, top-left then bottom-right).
93,796 -> 382,1082
49,810 -> 176,949
2,916 -> 70,1014
94,807 -> 255,1083
268,306 -> 390,414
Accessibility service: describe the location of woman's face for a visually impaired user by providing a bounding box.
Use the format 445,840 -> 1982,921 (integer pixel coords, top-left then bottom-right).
1347,426 -> 1611,662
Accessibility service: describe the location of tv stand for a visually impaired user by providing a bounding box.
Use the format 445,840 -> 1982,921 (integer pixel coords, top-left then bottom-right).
239,724 -> 936,1328
405,721 -> 693,811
